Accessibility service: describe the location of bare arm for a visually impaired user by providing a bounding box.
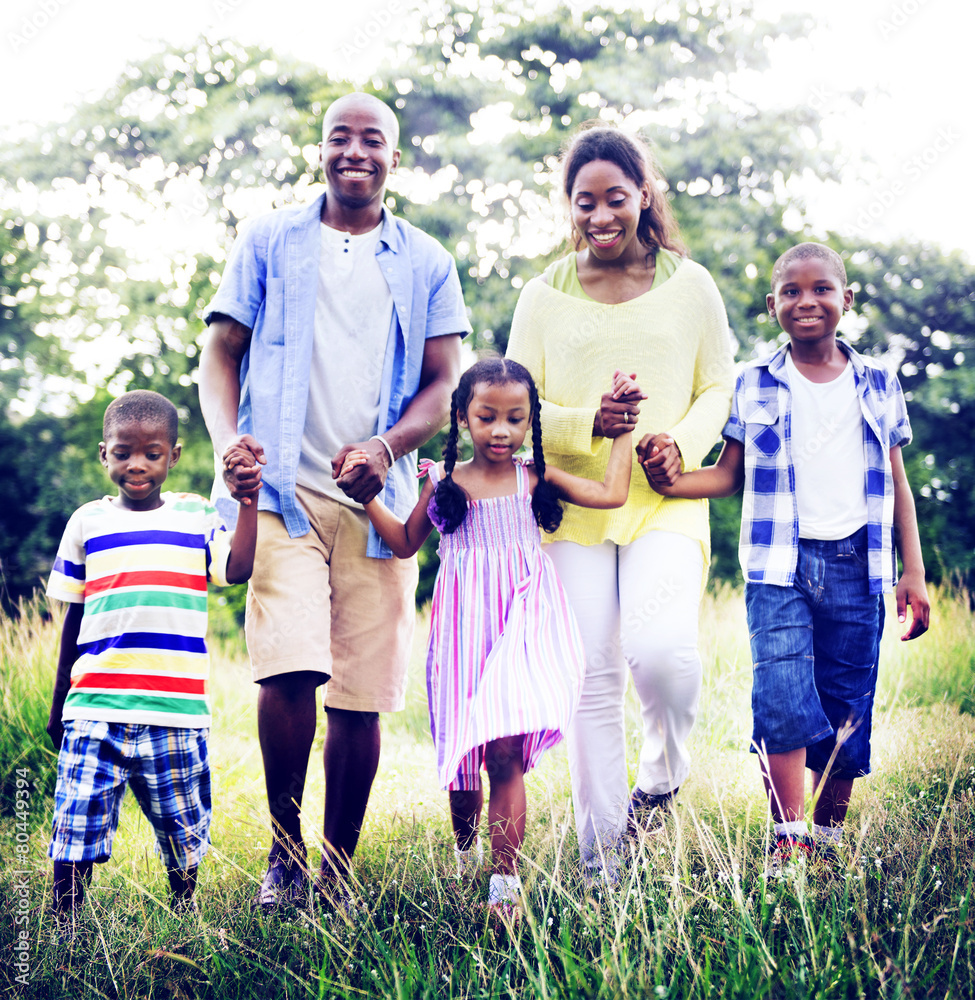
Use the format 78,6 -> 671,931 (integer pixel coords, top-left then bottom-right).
47,602 -> 83,751
648,438 -> 744,499
891,445 -> 930,640
334,334 -> 463,504
199,316 -> 266,503
361,478 -> 438,559
544,430 -> 634,509
226,487 -> 260,584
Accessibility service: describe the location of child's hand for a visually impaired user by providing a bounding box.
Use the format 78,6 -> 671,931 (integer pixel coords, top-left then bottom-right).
46,712 -> 64,751
639,433 -> 682,489
339,449 -> 371,478
223,438 -> 264,506
896,570 -> 930,640
611,369 -> 643,400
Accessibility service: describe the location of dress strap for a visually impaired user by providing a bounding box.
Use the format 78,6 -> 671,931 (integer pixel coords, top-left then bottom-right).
514,456 -> 532,496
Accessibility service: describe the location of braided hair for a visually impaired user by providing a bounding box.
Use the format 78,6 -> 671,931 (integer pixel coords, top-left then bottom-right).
430,357 -> 564,534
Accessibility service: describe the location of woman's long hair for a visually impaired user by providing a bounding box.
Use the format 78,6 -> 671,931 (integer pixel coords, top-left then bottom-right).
431,357 -> 564,534
561,121 -> 686,257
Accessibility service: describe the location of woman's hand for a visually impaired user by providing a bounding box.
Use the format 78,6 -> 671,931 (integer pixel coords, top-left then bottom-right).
594,369 -> 646,438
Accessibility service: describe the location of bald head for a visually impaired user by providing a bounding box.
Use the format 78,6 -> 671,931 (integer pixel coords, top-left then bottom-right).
322,93 -> 400,149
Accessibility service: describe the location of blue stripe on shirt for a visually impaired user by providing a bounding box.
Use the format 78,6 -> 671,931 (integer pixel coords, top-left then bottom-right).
79,632 -> 209,656
86,530 -> 206,553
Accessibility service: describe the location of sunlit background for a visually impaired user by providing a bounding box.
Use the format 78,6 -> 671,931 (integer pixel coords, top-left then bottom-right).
1,0 -> 973,610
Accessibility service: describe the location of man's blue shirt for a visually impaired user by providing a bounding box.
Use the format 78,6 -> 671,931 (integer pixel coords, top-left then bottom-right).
205,192 -> 471,557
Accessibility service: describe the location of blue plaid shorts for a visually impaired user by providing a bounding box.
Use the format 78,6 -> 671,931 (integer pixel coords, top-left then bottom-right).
49,720 -> 211,869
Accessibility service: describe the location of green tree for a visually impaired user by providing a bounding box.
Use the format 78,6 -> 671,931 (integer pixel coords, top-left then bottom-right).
2,2 -> 972,606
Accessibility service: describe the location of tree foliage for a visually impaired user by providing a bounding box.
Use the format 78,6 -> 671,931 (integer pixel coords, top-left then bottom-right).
1,0 -> 973,611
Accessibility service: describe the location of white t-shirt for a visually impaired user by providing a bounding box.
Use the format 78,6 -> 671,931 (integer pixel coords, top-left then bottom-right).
297,221 -> 394,504
786,352 -> 868,540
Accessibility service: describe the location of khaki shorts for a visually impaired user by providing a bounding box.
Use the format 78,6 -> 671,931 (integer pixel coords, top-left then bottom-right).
245,485 -> 418,713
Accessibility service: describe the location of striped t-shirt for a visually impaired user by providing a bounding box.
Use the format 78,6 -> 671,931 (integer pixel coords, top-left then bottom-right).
46,493 -> 233,728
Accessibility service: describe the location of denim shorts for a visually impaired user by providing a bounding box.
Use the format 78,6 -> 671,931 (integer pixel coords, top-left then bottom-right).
49,720 -> 211,869
745,526 -> 884,778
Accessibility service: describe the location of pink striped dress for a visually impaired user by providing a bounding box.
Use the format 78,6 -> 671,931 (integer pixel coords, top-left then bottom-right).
425,457 -> 585,791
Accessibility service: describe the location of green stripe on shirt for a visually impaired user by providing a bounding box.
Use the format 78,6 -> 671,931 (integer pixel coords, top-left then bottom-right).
64,691 -> 210,715
85,590 -> 208,615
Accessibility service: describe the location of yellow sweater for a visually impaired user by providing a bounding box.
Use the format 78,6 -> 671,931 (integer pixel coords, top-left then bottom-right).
505,253 -> 734,559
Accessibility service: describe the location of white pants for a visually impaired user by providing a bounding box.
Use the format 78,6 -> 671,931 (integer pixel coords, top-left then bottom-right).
547,531 -> 704,865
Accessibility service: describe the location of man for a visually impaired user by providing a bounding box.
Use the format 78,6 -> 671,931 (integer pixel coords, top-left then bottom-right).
198,92 -> 468,909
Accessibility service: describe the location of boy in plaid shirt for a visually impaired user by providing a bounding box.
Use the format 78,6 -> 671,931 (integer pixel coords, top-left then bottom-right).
646,243 -> 930,867
46,390 -> 260,924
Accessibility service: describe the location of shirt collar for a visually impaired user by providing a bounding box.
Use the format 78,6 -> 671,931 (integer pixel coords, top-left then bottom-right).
307,192 -> 401,255
768,338 -> 864,380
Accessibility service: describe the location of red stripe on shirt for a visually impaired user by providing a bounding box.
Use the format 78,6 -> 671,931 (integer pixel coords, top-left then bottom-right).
85,570 -> 207,596
71,673 -> 207,695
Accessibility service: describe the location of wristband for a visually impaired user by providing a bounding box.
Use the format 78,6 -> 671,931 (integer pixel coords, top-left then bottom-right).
370,434 -> 396,466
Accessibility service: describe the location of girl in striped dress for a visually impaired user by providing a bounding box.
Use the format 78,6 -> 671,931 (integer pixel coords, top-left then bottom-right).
341,357 -> 637,913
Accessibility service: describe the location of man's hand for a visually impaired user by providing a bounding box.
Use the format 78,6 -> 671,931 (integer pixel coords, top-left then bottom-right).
333,438 -> 392,504
222,434 -> 266,505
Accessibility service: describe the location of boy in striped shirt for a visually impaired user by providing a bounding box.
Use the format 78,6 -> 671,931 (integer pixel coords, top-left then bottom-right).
46,390 -> 259,921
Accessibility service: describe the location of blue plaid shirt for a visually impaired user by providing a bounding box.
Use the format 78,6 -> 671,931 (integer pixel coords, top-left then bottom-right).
723,340 -> 912,594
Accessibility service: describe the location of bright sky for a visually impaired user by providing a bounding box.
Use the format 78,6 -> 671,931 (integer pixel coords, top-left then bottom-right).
1,0 -> 972,260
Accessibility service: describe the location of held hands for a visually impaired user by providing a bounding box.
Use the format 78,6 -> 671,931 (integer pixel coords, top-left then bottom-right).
638,433 -> 683,493
222,435 -> 265,505
595,369 -> 646,438
338,449 -> 370,478
333,439 -> 392,505
895,569 -> 931,641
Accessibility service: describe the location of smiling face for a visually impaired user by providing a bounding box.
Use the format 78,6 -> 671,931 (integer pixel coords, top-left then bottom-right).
99,419 -> 180,511
459,380 -> 532,466
319,94 -> 400,214
569,158 -> 651,265
767,256 -> 854,347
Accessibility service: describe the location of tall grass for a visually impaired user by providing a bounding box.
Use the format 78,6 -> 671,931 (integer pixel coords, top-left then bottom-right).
1,586 -> 973,998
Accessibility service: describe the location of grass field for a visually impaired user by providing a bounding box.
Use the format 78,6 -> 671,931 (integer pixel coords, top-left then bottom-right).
1,585 -> 973,999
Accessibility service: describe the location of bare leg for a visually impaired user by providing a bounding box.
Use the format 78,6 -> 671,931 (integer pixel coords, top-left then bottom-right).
52,860 -> 93,914
484,736 -> 526,876
450,789 -> 483,851
810,771 -> 855,828
760,747 -> 807,824
167,865 -> 198,910
319,707 -> 380,882
257,671 -> 321,863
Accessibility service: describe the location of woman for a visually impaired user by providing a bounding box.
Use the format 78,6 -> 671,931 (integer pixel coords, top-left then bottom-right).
505,123 -> 734,882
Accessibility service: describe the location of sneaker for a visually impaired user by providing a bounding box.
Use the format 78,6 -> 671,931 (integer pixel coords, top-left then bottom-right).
252,849 -> 308,912
626,786 -> 678,837
454,838 -> 485,880
763,833 -> 816,877
170,896 -> 200,916
312,874 -> 359,920
52,910 -> 79,947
